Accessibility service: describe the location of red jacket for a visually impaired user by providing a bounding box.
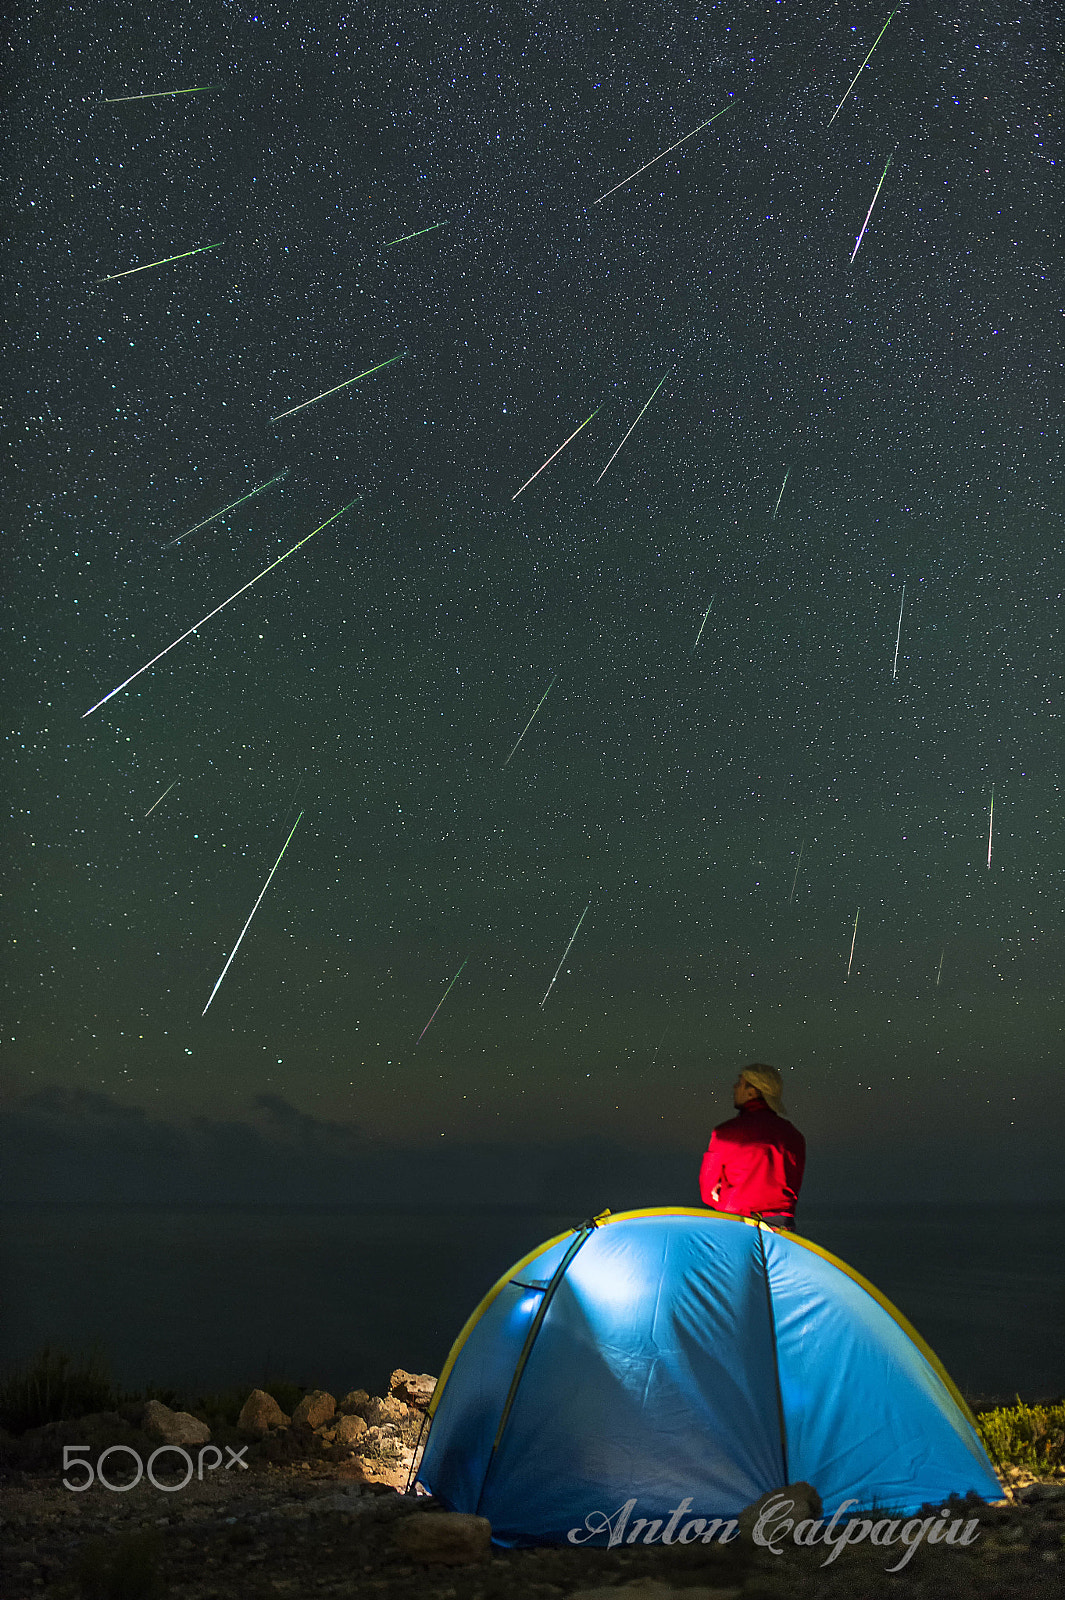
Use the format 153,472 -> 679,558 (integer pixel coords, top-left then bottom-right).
698,1097 -> 806,1223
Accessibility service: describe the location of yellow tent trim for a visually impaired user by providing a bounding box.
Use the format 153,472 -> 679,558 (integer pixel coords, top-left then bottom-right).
427,1206 -> 979,1432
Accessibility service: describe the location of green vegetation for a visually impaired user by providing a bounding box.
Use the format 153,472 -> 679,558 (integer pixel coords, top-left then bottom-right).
976,1398 -> 1065,1477
0,1346 -> 115,1434
0,1346 -> 309,1435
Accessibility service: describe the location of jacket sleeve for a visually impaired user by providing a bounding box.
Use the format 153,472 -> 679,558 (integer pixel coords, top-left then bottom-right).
699,1134 -> 726,1207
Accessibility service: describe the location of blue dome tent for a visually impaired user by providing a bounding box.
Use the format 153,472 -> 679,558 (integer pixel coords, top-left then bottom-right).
416,1208 -> 1001,1546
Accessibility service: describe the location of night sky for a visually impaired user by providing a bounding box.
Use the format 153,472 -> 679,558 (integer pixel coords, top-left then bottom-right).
4,1 -> 1062,1204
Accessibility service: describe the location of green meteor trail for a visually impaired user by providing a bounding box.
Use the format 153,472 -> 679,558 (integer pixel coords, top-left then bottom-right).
383,221 -> 449,247
104,86 -> 216,103
502,674 -> 558,767
201,812 -> 304,1017
692,596 -> 716,652
416,957 -> 469,1044
82,496 -> 361,718
98,242 -> 224,282
269,353 -> 407,422
827,7 -> 900,128
850,151 -> 895,264
165,470 -> 289,547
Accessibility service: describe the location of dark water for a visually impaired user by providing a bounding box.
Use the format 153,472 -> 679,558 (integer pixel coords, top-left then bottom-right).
1,1202 -> 1060,1403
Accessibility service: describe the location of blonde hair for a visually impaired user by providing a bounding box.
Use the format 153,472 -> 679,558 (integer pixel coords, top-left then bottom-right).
741,1064 -> 788,1117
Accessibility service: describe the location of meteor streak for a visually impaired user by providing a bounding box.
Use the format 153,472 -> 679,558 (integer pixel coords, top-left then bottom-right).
892,580 -> 906,679
269,353 -> 406,422
827,7 -> 900,128
595,366 -> 674,483
104,86 -> 216,102
772,468 -> 791,520
83,496 -> 361,717
692,596 -> 716,652
936,949 -> 944,987
511,408 -> 601,500
593,99 -> 736,204
165,470 -> 288,547
540,901 -> 591,1009
383,221 -> 449,247
846,906 -> 860,979
201,812 -> 303,1016
502,675 -> 557,767
987,785 -> 994,868
98,241 -> 223,281
788,839 -> 805,904
850,150 -> 894,264
416,957 -> 469,1044
144,779 -> 178,817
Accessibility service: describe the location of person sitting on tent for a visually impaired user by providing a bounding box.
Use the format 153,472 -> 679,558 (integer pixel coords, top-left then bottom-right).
699,1063 -> 806,1228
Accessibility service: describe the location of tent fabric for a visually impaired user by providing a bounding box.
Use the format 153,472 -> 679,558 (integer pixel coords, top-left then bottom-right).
416,1208 -> 1002,1546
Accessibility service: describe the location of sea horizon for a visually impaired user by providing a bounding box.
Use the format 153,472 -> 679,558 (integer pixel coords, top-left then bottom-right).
2,1199 -> 1061,1408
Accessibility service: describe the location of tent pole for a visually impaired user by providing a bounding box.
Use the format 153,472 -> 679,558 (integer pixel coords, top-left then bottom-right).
756,1221 -> 790,1485
474,1217 -> 601,1515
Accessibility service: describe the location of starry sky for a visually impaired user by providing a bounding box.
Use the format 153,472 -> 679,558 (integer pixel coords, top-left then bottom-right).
4,1 -> 1062,1203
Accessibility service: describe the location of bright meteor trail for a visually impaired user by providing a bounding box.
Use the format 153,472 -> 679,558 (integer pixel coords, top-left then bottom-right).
83,497 -> 361,717
144,780 -> 178,817
98,242 -> 223,281
846,907 -> 860,979
270,353 -> 406,422
201,812 -> 303,1017
593,99 -> 735,204
827,7 -> 900,128
104,86 -> 216,102
987,786 -> 995,868
850,151 -> 894,264
892,581 -> 906,680
540,901 -> 591,1009
383,221 -> 449,247
692,596 -> 716,652
416,957 -> 469,1044
512,409 -> 600,500
595,366 -> 674,483
165,470 -> 288,548
772,468 -> 791,520
502,675 -> 558,766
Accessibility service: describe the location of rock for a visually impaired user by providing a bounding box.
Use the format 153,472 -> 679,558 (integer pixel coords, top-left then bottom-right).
363,1394 -> 411,1427
1022,1483 -> 1065,1504
339,1389 -> 370,1415
291,1390 -> 336,1432
334,1414 -> 369,1446
389,1369 -> 437,1411
237,1390 -> 291,1439
736,1482 -> 822,1542
141,1400 -> 210,1446
391,1510 -> 491,1565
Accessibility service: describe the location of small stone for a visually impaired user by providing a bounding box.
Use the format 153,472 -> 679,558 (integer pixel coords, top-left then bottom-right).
335,1415 -> 369,1446
339,1389 -> 370,1415
736,1482 -> 822,1542
291,1390 -> 336,1431
391,1511 -> 491,1565
363,1394 -> 411,1427
237,1390 -> 291,1439
389,1369 -> 437,1411
142,1399 -> 211,1446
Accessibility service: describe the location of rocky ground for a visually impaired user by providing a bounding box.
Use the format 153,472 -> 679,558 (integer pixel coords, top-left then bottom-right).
1,1371 -> 1062,1600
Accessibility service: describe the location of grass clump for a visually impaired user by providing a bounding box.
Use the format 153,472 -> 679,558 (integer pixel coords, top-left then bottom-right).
0,1345 -> 115,1434
76,1529 -> 165,1600
976,1398 -> 1065,1476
